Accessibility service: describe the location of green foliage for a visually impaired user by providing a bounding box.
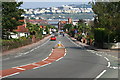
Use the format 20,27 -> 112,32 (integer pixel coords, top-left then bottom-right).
94,28 -> 105,43
45,26 -> 49,34
2,2 -> 24,39
2,38 -> 32,51
2,2 -> 24,31
94,28 -> 106,48
91,1 -> 120,42
63,24 -> 72,32
19,36 -> 27,40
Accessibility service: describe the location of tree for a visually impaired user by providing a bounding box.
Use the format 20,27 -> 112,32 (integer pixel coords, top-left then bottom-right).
91,1 -> 120,42
63,24 -> 72,32
2,2 -> 24,39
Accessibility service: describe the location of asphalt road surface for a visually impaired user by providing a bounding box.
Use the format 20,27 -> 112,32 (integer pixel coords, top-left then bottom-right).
1,34 -> 119,79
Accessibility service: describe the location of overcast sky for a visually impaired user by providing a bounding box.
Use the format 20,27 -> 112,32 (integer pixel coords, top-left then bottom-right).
18,0 -> 92,9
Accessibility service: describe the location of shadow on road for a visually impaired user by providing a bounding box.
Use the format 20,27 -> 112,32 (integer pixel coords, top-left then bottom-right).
65,47 -> 83,50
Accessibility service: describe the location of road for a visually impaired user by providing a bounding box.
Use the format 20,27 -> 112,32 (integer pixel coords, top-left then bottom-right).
1,34 -> 119,79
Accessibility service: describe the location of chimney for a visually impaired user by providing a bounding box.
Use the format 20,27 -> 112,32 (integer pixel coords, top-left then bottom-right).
68,18 -> 72,24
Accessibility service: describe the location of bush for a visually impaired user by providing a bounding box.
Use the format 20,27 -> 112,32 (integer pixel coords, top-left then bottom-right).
2,38 -> 32,52
94,28 -> 106,48
19,36 -> 27,40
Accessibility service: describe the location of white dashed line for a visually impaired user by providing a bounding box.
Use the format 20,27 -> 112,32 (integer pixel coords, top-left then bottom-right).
107,62 -> 111,67
13,67 -> 26,70
104,57 -> 109,61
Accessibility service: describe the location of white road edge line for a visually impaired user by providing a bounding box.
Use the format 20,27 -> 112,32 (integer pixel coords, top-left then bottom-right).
94,70 -> 107,80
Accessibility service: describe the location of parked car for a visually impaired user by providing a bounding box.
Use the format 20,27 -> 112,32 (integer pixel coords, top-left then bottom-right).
50,36 -> 56,41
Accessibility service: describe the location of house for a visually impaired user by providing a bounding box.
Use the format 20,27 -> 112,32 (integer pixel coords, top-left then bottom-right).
58,21 -> 67,30
58,18 -> 73,30
11,24 -> 29,39
28,19 -> 48,25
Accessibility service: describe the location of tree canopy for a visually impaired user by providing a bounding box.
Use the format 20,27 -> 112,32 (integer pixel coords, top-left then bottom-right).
2,2 -> 24,32
91,1 -> 120,42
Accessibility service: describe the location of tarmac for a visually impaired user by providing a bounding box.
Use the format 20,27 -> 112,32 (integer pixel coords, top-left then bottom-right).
70,36 -> 119,58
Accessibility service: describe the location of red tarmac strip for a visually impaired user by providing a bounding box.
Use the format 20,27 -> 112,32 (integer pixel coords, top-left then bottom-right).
1,48 -> 65,78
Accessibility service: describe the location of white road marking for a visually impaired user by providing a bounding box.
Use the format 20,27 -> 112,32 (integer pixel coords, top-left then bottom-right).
24,52 -> 29,55
13,67 -> 26,70
98,54 -> 102,56
104,57 -> 109,61
43,61 -> 50,63
29,49 -> 34,52
33,63 -> 50,69
2,72 -> 20,79
49,50 -> 53,56
42,57 -> 49,61
94,70 -> 106,80
66,35 -> 114,79
3,58 -> 10,61
15,55 -> 22,58
56,57 -> 64,61
2,39 -> 50,61
107,62 -> 111,67
32,63 -> 41,66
